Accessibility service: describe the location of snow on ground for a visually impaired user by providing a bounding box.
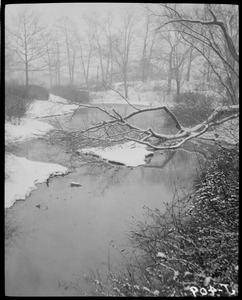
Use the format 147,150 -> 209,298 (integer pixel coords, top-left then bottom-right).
5,94 -> 80,144
5,85 -> 238,208
48,93 -> 69,104
91,81 -> 173,107
26,93 -> 79,118
78,141 -> 153,167
5,154 -> 69,208
91,89 -> 167,107
5,118 -> 54,143
5,94 -> 74,208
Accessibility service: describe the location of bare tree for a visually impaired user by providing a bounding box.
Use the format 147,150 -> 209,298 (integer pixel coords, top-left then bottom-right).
64,19 -> 77,86
153,4 -> 239,105
6,6 -> 47,87
55,18 -> 77,86
49,4 -> 239,154
139,11 -> 158,82
112,10 -> 137,98
92,18 -> 106,84
41,31 -> 56,87
74,17 -> 95,88
5,33 -> 19,80
186,46 -> 199,83
82,12 -> 116,88
52,32 -> 62,85
169,36 -> 190,101
103,12 -> 115,86
80,13 -> 107,86
167,33 -> 189,98
154,31 -> 190,98
67,93 -> 238,155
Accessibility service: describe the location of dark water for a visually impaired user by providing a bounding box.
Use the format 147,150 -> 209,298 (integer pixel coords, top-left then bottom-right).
5,105 -> 205,296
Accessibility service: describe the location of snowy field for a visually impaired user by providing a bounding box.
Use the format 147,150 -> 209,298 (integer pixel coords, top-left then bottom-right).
5,154 -> 69,208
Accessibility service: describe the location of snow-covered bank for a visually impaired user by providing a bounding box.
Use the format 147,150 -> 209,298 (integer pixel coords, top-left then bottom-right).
5,154 -> 69,208
201,118 -> 239,145
5,118 -> 54,143
78,141 -> 153,167
5,94 -> 73,208
91,89 -> 163,106
90,81 -> 172,107
26,94 -> 79,118
5,94 -> 79,144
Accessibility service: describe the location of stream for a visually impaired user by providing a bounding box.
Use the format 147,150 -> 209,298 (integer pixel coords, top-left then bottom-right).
5,104 -> 207,296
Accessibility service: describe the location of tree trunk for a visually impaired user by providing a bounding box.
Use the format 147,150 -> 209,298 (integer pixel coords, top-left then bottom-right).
141,54 -> 147,82
49,68 -> 53,87
86,51 -> 91,88
57,59 -> 60,85
123,68 -> 128,98
25,62 -> 29,88
107,20 -> 114,86
56,43 -> 61,85
141,58 -> 146,82
186,49 -> 193,82
167,52 -> 172,95
124,83 -> 128,98
167,73 -> 172,95
105,47 -> 111,83
146,32 -> 157,82
48,58 -> 53,87
109,53 -> 113,86
175,77 -> 180,102
96,34 -> 105,83
96,65 -> 99,87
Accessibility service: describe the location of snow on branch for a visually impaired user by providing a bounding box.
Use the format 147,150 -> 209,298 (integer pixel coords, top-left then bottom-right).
73,99 -> 239,151
157,6 -> 239,63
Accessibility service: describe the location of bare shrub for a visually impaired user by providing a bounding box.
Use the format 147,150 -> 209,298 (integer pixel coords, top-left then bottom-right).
165,92 -> 215,128
81,145 -> 238,296
5,83 -> 32,123
28,84 -> 49,100
50,85 -> 90,103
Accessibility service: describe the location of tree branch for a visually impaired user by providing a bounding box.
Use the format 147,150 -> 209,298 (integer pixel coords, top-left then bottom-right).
157,7 -> 239,63
72,98 -> 238,152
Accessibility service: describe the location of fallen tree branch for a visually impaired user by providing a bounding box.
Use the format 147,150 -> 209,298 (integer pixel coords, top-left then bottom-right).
72,97 -> 238,151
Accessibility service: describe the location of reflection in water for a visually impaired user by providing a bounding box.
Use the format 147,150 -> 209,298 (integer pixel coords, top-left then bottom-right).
5,104 -> 206,296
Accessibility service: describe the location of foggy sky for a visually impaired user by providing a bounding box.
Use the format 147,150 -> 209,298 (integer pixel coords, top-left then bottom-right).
5,2 -> 143,26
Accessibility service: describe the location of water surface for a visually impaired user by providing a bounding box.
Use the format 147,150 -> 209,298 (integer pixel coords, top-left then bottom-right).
5,104 -> 205,296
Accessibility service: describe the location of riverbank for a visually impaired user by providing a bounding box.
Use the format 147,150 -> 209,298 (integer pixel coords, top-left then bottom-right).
5,94 -> 206,296
5,144 -> 203,296
85,143 -> 239,297
5,90 -> 173,209
5,91 -> 238,209
5,154 -> 69,208
5,94 -> 79,209
5,90 -> 238,296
